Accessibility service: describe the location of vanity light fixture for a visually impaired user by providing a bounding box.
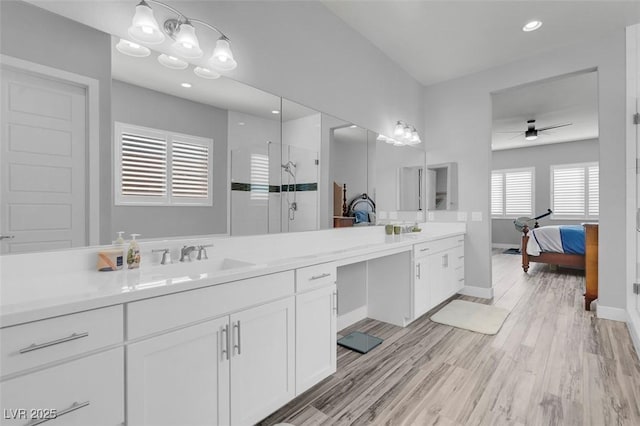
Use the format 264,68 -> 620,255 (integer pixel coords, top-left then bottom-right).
158,53 -> 188,69
127,0 -> 238,71
393,121 -> 405,137
387,121 -> 421,146
116,39 -> 151,57
522,20 -> 542,32
193,66 -> 220,79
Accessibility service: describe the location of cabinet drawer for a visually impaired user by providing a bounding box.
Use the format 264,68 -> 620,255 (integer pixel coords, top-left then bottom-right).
1,306 -> 123,378
296,263 -> 337,292
127,271 -> 295,339
0,348 -> 124,426
414,235 -> 464,257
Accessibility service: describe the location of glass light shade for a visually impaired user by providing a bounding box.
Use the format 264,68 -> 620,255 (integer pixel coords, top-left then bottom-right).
403,126 -> 412,139
172,22 -> 203,59
194,67 -> 221,79
116,39 -> 151,57
393,121 -> 404,136
157,54 -> 188,70
410,129 -> 420,143
525,135 -> 538,141
208,38 -> 237,71
128,2 -> 164,44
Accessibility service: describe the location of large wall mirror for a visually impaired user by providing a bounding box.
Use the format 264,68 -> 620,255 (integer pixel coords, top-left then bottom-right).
0,0 -> 427,254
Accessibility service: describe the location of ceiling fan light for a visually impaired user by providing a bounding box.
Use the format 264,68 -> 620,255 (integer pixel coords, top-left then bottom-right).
128,1 -> 164,44
522,20 -> 543,32
393,121 -> 404,137
525,135 -> 538,141
172,21 -> 203,59
208,38 -> 237,71
116,38 -> 151,57
194,66 -> 221,79
157,53 -> 188,70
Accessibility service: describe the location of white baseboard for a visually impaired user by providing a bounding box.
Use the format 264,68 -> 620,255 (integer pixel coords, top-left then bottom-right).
492,243 -> 518,249
337,306 -> 368,332
596,305 -> 628,322
458,285 -> 494,299
627,311 -> 640,359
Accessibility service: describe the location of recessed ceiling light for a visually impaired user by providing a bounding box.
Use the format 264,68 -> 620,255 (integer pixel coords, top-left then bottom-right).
522,20 -> 542,32
181,83 -> 192,88
238,122 -> 245,126
271,110 -> 280,114
350,125 -> 357,128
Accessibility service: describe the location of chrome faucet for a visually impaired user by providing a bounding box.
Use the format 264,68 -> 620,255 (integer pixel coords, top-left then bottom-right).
197,244 -> 213,260
152,248 -> 172,265
180,245 -> 196,262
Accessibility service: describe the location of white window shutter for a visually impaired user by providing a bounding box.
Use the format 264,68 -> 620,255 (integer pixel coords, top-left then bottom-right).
172,139 -> 210,199
587,165 -> 599,217
120,132 -> 167,198
552,166 -> 586,217
504,170 -> 533,217
491,172 -> 504,216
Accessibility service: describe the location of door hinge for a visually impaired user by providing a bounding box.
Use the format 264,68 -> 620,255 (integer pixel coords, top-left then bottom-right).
314,159 -> 319,165
634,282 -> 640,295
634,113 -> 640,125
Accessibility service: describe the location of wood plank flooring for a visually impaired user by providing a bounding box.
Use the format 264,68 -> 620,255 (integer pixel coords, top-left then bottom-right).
259,250 -> 640,425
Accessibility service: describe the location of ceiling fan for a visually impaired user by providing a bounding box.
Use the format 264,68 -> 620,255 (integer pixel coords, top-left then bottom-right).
499,119 -> 572,141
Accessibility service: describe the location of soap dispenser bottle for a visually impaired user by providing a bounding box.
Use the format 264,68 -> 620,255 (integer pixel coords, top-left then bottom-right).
127,234 -> 141,269
115,231 -> 126,245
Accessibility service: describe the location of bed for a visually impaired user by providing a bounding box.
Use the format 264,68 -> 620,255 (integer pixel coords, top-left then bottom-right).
521,223 -> 599,310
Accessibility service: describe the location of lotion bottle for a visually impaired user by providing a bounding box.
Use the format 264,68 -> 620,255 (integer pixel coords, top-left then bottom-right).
127,234 -> 141,269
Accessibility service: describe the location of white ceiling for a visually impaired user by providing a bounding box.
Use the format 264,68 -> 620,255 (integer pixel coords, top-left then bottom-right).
323,1 -> 640,86
491,71 -> 598,150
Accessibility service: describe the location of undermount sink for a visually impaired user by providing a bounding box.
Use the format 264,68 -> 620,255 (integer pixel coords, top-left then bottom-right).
162,257 -> 256,274
215,257 -> 256,270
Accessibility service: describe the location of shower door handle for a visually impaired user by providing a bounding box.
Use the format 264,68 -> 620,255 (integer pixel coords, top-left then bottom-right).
637,208 -> 640,232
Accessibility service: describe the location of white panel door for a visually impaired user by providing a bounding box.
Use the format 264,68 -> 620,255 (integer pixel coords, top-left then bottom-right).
295,285 -> 337,395
230,297 -> 295,425
0,67 -> 86,254
127,318 -> 231,426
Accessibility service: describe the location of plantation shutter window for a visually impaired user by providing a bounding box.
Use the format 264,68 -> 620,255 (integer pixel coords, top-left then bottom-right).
491,168 -> 534,218
115,122 -> 213,206
551,162 -> 598,219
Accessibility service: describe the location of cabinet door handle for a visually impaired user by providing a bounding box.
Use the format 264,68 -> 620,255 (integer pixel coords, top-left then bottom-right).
442,254 -> 448,268
0,235 -> 15,240
333,291 -> 338,313
420,248 -> 429,252
310,273 -> 331,281
221,324 -> 230,360
234,321 -> 242,355
416,263 -> 421,279
26,401 -> 90,425
19,332 -> 89,354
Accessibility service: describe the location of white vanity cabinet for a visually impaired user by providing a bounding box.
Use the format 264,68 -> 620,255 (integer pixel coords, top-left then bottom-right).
294,262 -> 338,395
413,235 -> 465,319
125,271 -> 296,426
127,317 -> 230,426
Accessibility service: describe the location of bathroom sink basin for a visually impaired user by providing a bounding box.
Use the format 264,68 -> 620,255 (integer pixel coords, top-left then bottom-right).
161,257 -> 256,275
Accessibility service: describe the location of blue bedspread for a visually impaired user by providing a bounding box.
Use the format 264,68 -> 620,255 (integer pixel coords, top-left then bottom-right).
559,225 -> 585,255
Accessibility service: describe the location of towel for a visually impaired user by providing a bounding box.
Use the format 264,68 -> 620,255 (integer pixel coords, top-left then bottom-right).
354,210 -> 369,224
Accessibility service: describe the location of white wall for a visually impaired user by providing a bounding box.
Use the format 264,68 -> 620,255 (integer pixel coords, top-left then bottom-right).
492,139 -> 599,246
424,32 -> 626,309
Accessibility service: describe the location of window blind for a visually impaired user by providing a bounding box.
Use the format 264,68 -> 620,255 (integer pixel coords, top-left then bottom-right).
491,168 -> 533,218
120,132 -> 167,197
172,140 -> 209,199
551,163 -> 598,219
491,172 -> 504,216
250,154 -> 269,201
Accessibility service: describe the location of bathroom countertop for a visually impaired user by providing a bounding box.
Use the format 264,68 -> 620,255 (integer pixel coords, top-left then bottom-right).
0,225 -> 465,327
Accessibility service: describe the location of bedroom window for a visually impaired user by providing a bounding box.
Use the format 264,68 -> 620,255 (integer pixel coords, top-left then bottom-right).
115,122 -> 213,206
491,168 -> 534,218
551,162 -> 599,219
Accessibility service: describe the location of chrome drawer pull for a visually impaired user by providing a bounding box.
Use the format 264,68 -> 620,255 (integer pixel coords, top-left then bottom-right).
26,401 -> 90,425
221,324 -> 230,360
458,255 -> 464,259
458,278 -> 464,282
19,332 -> 89,354
234,321 -> 242,355
310,273 -> 331,281
420,248 -> 429,252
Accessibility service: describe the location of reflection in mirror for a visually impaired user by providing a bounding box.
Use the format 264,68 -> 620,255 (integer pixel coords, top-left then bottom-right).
371,137 -> 426,220
280,99 -> 322,233
426,162 -> 458,210
329,124 -> 371,228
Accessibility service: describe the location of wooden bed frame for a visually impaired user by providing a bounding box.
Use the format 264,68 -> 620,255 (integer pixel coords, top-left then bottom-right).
521,223 -> 599,310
